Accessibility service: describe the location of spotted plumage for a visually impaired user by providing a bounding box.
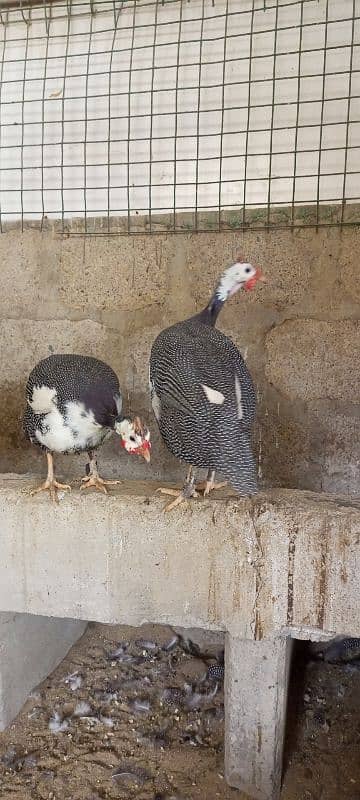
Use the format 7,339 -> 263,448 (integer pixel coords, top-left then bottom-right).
207,663 -> 225,682
24,354 -> 122,455
24,353 -> 151,501
321,637 -> 360,663
149,259 -> 264,508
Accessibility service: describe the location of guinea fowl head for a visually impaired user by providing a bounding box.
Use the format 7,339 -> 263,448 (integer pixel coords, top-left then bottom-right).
201,256 -> 265,326
114,416 -> 151,462
215,257 -> 264,301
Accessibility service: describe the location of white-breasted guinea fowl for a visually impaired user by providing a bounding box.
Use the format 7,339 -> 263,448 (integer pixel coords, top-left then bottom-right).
149,258 -> 264,511
24,354 -> 151,502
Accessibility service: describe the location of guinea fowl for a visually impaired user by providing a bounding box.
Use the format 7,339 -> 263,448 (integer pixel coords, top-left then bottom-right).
24,354 -> 151,502
149,258 -> 264,511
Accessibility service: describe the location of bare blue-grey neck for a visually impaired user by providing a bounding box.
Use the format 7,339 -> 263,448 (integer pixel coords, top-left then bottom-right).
196,292 -> 225,327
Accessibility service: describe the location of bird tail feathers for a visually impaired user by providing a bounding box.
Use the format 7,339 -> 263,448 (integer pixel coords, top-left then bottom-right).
220,432 -> 258,496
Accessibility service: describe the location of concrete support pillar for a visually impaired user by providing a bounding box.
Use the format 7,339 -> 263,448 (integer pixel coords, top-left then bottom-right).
0,612 -> 87,730
225,633 -> 293,800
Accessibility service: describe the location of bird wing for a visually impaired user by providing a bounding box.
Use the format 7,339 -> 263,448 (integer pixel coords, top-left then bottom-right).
150,333 -> 212,421
150,322 -> 255,426
26,354 -> 121,427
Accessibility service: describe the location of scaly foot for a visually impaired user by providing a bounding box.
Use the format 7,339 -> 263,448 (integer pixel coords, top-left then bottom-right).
30,479 -> 71,504
156,483 -> 198,512
195,479 -> 228,497
80,474 -> 122,495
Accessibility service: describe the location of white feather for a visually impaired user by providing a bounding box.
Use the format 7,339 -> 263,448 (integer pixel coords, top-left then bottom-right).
49,712 -> 69,733
64,672 -> 82,691
29,385 -> 57,414
35,401 -> 105,453
216,262 -> 254,301
73,701 -> 92,717
151,385 -> 162,420
234,375 -> 243,420
99,714 -> 114,728
201,384 -> 225,405
35,407 -> 73,452
114,392 -> 122,416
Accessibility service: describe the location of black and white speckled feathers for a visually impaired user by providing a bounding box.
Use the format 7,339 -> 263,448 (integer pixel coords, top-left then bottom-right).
24,354 -> 122,455
149,274 -> 258,496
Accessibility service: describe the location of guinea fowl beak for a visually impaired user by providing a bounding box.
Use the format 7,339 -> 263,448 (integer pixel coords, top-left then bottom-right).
244,266 -> 266,291
138,444 -> 151,463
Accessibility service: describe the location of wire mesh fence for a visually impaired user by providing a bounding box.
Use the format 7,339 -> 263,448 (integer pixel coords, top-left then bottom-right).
0,0 -> 359,235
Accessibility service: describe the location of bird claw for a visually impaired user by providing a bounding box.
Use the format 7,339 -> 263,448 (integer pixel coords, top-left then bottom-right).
156,487 -> 181,497
30,479 -> 71,504
156,485 -> 198,512
80,475 -> 121,495
195,480 -> 228,497
164,493 -> 189,512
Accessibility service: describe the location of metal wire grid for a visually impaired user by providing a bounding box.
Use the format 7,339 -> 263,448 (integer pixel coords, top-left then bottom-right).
0,0 -> 359,235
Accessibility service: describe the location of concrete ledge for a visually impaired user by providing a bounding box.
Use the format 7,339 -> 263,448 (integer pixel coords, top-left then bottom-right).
0,612 -> 86,730
0,476 -> 359,637
1,476 -> 359,800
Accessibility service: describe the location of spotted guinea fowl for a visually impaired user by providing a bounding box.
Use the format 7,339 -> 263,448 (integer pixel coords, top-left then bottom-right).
149,258 -> 264,511
24,354 -> 151,502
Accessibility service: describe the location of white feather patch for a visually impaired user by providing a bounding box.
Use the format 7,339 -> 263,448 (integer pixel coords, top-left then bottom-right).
114,392 -> 122,417
234,375 -> 243,419
49,712 -> 69,734
151,386 -> 162,421
29,385 -> 57,414
216,262 -> 253,301
201,384 -> 225,405
35,401 -> 104,453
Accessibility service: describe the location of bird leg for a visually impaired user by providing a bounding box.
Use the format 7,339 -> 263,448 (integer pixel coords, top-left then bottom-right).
156,466 -> 198,512
30,452 -> 71,504
196,469 -> 228,497
80,450 -> 122,495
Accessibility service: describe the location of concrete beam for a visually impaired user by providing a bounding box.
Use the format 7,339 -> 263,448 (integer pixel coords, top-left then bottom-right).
0,478 -> 359,638
225,634 -> 293,800
0,612 -> 86,730
0,477 -> 359,800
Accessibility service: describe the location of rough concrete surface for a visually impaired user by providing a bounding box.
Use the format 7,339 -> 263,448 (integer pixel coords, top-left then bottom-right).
225,635 -> 293,800
0,225 -> 359,495
265,319 -> 360,403
0,479 -> 359,800
0,612 -> 86,730
0,477 -> 359,638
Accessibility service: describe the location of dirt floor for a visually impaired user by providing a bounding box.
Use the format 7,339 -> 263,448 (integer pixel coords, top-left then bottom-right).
0,624 -> 359,800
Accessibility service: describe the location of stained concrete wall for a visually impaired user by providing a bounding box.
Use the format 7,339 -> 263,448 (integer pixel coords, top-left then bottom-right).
0,223 -> 359,495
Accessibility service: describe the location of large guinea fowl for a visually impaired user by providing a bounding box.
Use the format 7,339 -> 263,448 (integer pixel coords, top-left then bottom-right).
24,354 -> 151,502
149,258 -> 264,511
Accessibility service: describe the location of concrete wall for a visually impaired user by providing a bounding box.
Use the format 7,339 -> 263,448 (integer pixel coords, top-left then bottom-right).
0,612 -> 86,730
0,223 -> 359,495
